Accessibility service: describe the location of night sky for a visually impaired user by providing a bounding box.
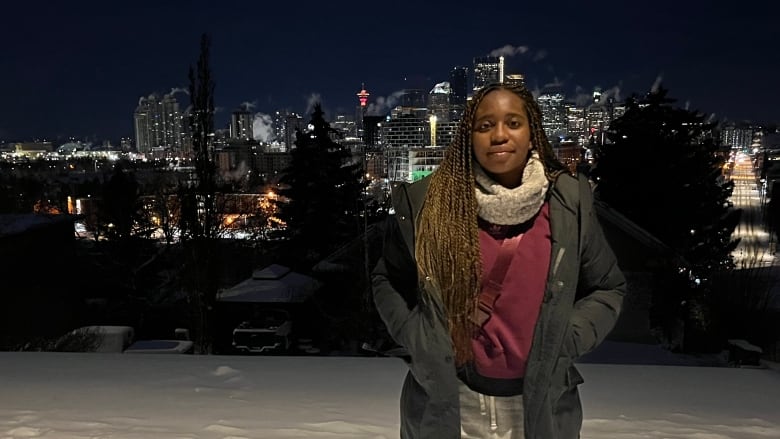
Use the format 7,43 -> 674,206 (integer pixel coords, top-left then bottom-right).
2,0 -> 777,143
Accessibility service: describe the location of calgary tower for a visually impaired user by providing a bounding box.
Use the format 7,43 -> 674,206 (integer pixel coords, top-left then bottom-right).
356,83 -> 370,135
356,83 -> 370,108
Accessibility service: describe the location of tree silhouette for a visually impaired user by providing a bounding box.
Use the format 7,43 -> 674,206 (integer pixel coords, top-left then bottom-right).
96,165 -> 148,243
147,171 -> 181,245
179,33 -> 220,353
0,174 -> 44,214
593,86 -> 740,350
278,104 -> 363,268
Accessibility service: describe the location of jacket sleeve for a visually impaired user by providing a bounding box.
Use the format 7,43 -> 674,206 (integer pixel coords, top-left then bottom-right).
570,177 -> 627,357
371,213 -> 420,346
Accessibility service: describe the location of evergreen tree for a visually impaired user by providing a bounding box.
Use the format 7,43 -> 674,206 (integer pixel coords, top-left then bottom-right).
0,174 -> 44,214
593,86 -> 741,349
595,86 -> 739,278
278,104 -> 363,267
97,165 -> 145,242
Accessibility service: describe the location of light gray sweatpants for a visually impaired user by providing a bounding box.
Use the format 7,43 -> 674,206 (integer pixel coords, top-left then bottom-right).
459,383 -> 525,438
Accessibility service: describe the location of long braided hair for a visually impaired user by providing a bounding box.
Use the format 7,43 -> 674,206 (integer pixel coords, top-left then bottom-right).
415,82 -> 568,366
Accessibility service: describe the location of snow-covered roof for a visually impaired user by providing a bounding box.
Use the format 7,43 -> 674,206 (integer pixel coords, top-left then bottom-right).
0,213 -> 75,238
430,81 -> 451,94
218,264 -> 320,303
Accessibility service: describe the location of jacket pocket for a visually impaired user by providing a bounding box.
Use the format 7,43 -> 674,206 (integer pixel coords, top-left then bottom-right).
551,358 -> 585,407
561,324 -> 578,359
401,304 -> 452,386
566,363 -> 584,388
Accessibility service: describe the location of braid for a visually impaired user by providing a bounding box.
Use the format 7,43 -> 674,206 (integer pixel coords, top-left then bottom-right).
415,82 -> 566,366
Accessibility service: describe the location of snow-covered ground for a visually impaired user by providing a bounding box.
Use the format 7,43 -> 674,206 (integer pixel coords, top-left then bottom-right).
1,347 -> 779,439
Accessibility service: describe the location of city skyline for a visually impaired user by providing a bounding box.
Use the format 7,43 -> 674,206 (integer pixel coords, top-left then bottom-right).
2,0 -> 778,143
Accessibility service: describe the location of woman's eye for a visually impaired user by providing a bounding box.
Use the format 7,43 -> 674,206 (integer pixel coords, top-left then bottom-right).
508,120 -> 522,128
476,122 -> 492,132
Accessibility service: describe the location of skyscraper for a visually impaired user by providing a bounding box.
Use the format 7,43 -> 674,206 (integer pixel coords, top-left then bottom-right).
272,111 -> 287,143
472,56 -> 504,93
284,113 -> 304,150
428,82 -> 451,123
230,107 -> 254,140
449,66 -> 468,121
134,92 -> 185,154
392,89 -> 427,119
401,89 -> 426,108
362,115 -> 384,148
504,73 -> 525,87
537,84 -> 566,139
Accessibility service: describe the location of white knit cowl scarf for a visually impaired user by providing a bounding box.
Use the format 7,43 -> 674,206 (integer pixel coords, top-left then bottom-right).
473,151 -> 550,226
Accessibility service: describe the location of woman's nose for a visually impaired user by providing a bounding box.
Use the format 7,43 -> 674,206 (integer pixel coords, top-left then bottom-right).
491,124 -> 508,143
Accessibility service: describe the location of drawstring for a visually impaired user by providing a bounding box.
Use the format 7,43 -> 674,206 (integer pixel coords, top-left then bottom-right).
488,396 -> 498,432
477,393 -> 500,432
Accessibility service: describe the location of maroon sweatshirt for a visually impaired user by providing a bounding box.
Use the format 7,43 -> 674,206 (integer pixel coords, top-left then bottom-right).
471,202 -> 551,383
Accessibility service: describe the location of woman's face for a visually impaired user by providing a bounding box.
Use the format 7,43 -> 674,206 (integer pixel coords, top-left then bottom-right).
471,89 -> 532,188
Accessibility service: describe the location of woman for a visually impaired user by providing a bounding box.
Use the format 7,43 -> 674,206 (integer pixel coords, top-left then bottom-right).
372,82 -> 626,438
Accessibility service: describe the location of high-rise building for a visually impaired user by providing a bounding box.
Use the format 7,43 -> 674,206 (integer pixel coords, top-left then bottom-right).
428,82 -> 451,123
381,115 -> 429,149
385,146 -> 447,183
230,107 -> 254,140
134,92 -> 185,154
391,89 -> 427,119
362,115 -> 384,148
284,113 -> 304,150
272,111 -> 287,143
435,121 -> 459,148
504,73 -> 525,87
332,114 -> 357,138
565,104 -> 587,144
721,124 -> 757,150
401,89 -> 426,108
472,56 -> 504,93
537,84 -> 566,139
449,66 -> 468,121
585,88 -> 625,145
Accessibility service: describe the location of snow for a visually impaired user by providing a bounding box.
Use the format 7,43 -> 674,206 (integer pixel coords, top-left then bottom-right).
1,346 -> 779,438
66,326 -> 135,353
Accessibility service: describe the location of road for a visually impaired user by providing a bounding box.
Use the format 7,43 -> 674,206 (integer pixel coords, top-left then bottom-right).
730,154 -> 780,309
731,156 -> 774,268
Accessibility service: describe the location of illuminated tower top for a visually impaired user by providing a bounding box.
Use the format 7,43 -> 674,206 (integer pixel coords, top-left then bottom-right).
357,83 -> 370,107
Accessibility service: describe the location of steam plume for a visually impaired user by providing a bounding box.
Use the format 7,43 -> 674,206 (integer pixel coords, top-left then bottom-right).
650,74 -> 664,93
489,44 -> 529,57
253,113 -> 275,142
366,90 -> 405,116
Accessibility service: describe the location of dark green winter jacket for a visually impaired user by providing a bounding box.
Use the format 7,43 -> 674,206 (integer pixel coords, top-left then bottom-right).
372,172 -> 626,439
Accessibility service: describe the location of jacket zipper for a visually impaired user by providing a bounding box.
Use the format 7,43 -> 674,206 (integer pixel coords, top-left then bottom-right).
551,247 -> 565,276
544,247 -> 565,302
